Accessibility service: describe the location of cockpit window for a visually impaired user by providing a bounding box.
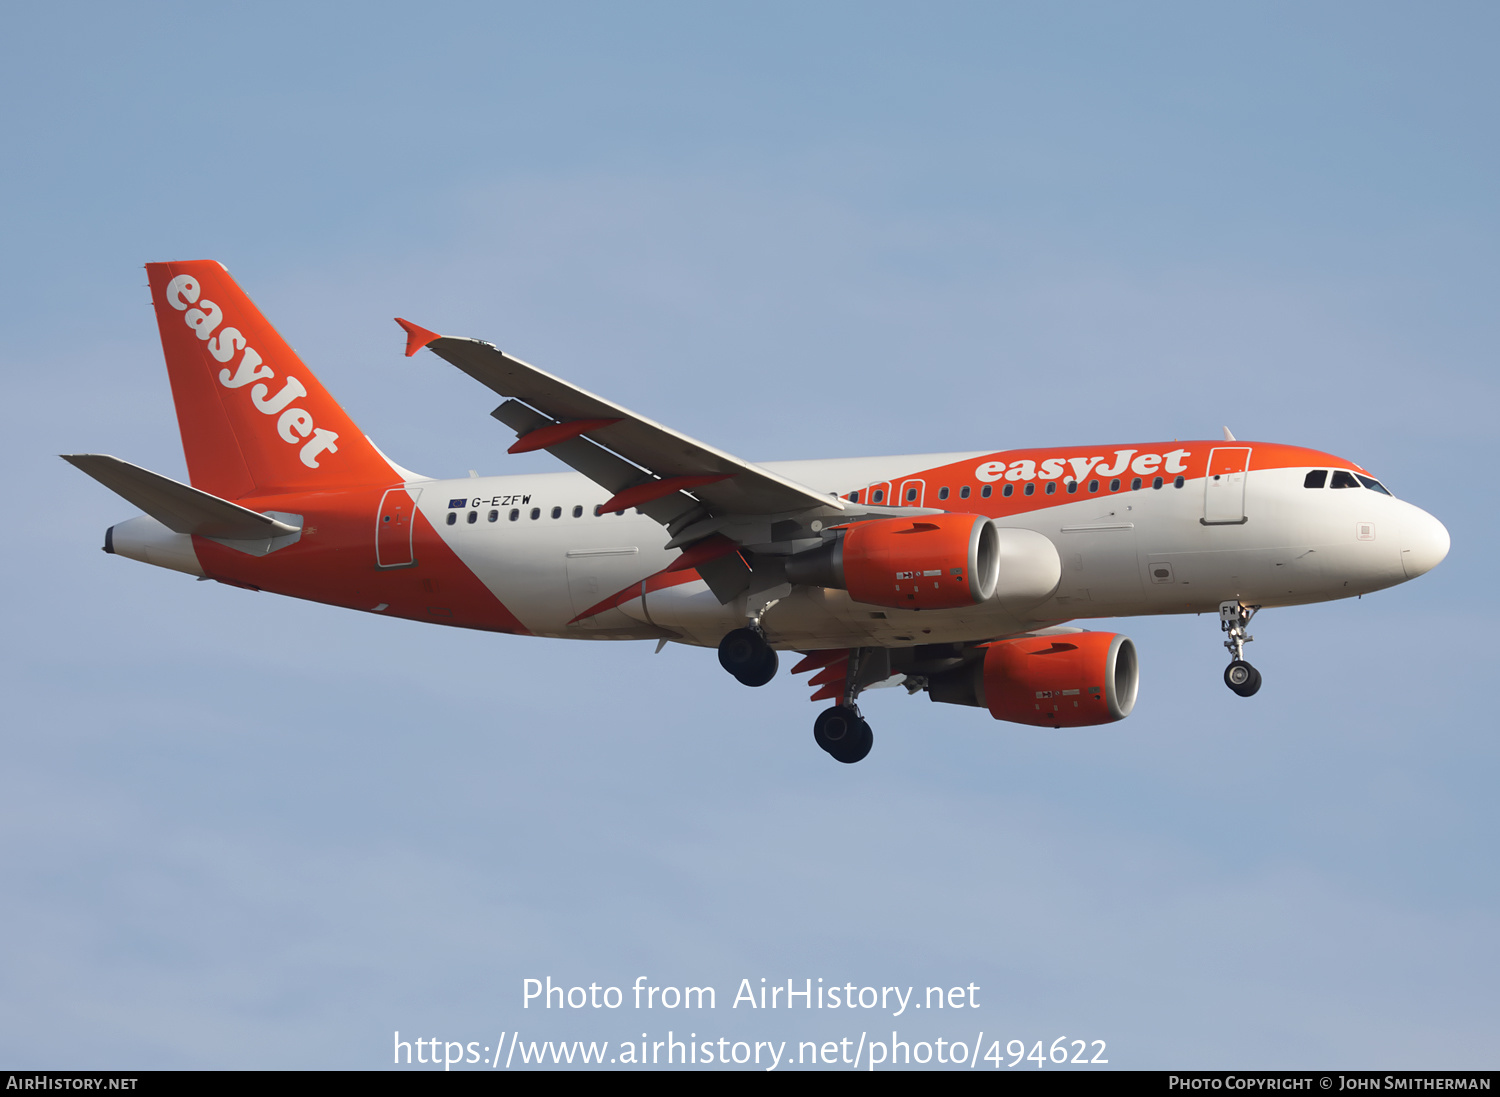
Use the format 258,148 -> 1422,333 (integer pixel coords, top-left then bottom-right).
1356,473 -> 1392,496
1304,470 -> 1328,489
1330,470 -> 1360,489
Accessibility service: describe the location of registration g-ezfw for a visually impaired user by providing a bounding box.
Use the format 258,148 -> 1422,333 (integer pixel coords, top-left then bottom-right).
66,261 -> 1450,763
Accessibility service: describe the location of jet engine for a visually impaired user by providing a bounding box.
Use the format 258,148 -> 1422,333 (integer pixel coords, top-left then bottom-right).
926,632 -> 1139,727
786,516 -> 1060,612
786,513 -> 999,610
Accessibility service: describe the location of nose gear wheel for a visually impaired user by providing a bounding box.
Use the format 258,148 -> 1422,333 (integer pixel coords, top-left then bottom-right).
1224,659 -> 1262,697
1219,600 -> 1263,697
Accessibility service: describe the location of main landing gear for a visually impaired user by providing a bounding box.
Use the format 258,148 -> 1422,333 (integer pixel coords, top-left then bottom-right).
716,627 -> 878,764
1219,600 -> 1263,698
811,646 -> 884,764
813,704 -> 873,765
718,626 -> 778,687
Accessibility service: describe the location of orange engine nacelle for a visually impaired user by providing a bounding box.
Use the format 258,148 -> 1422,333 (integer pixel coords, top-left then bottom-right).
787,513 -> 1000,610
982,632 -> 1138,727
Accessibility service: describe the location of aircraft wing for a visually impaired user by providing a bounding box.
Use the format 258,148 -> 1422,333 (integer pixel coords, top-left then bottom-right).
398,321 -> 843,521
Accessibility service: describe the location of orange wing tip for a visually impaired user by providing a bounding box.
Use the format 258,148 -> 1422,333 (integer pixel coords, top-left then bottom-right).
394,317 -> 441,357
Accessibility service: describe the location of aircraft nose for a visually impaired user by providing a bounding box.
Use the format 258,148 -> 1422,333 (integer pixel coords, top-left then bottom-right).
1401,507 -> 1450,579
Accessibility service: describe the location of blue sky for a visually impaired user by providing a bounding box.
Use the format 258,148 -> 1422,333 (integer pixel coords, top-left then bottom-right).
1,1 -> 1495,1069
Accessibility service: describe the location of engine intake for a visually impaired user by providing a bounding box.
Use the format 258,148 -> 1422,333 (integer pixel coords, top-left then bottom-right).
926,632 -> 1138,727
787,517 -> 1061,613
981,632 -> 1138,727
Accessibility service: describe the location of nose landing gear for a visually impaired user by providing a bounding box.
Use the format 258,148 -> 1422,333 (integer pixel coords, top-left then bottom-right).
1219,600 -> 1262,697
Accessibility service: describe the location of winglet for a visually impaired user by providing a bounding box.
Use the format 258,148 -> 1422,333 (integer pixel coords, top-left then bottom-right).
395,318 -> 441,358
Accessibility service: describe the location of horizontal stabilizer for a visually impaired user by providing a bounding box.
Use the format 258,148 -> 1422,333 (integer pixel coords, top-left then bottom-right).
61,454 -> 301,540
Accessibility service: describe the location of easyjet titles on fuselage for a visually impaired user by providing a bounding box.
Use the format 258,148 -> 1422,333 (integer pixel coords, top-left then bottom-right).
972,449 -> 1193,484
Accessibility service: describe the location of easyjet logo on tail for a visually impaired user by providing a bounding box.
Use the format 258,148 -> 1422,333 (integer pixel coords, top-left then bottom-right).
164,274 -> 340,470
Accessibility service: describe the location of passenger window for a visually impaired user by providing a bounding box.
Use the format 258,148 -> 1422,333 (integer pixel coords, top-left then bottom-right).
1045,482 -> 1056,495
467,511 -> 477,524
959,486 -> 971,499
572,505 -> 583,517
509,509 -> 519,521
1173,476 -> 1184,488
488,509 -> 498,522
1110,478 -> 1120,492
938,486 -> 949,500
873,489 -> 884,503
1356,474 -> 1393,496
1152,476 -> 1164,489
1131,477 -> 1142,490
981,485 -> 992,498
849,491 -> 860,503
1066,481 -> 1078,494
1088,479 -> 1099,493
1002,484 -> 1013,497
1023,483 -> 1035,496
550,506 -> 562,519
1304,470 -> 1328,489
530,507 -> 541,520
594,505 -> 603,516
446,512 -> 456,526
1331,470 -> 1360,489
905,488 -> 918,502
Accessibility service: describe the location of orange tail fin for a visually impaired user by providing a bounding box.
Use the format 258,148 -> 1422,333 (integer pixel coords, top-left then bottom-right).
146,260 -> 398,499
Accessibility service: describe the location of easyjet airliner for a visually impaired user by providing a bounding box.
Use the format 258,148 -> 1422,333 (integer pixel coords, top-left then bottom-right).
66,261 -> 1450,763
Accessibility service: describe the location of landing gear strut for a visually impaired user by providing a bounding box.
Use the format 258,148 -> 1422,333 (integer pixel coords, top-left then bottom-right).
812,646 -> 879,764
718,626 -> 778,687
1219,600 -> 1262,698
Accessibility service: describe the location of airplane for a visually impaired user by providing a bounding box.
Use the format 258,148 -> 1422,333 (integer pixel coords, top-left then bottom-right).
64,260 -> 1451,764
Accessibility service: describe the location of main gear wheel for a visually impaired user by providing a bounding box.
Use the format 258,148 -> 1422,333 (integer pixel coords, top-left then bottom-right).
718,627 -> 778,687
813,705 -> 874,763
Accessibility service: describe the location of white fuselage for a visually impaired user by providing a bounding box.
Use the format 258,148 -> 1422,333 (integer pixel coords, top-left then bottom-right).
415,452 -> 1448,650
